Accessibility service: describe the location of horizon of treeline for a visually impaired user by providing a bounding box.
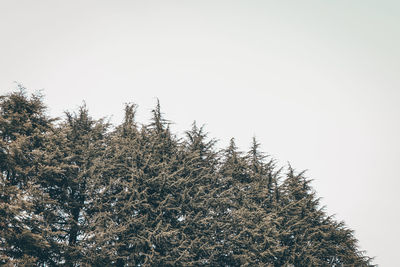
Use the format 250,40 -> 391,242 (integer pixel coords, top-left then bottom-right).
0,87 -> 374,266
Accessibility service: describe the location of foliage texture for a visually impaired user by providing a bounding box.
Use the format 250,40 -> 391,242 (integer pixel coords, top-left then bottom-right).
0,89 -> 373,266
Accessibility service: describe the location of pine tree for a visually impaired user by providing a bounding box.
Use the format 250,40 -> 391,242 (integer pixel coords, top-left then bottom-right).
207,138 -> 250,265
136,101 -> 187,265
212,138 -> 281,266
37,104 -> 108,266
178,122 -> 220,265
86,102 -> 186,266
0,87 -> 54,265
275,166 -> 372,266
0,89 -> 375,266
228,138 -> 281,266
83,103 -> 145,265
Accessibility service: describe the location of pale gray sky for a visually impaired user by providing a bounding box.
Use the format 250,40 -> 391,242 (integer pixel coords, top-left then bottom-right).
1,1 -> 399,265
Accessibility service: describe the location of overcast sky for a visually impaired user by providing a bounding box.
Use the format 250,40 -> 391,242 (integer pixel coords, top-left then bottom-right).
1,1 -> 399,265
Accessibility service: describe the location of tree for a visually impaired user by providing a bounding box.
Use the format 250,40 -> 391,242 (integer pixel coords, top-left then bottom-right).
177,122 -> 220,265
86,102 -> 188,266
0,88 -> 374,266
207,138 -> 251,266
0,87 -> 54,265
83,103 -> 145,266
275,166 -> 372,266
37,104 -> 108,266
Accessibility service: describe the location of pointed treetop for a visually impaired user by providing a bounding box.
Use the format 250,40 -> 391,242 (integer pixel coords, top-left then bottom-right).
123,103 -> 137,126
228,137 -> 237,151
120,103 -> 138,136
63,103 -> 109,140
65,102 -> 92,131
248,136 -> 268,165
150,98 -> 168,132
224,137 -> 240,162
185,121 -> 216,154
0,86 -> 53,141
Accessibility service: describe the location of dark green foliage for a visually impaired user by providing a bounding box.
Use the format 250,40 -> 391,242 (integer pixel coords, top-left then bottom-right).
0,89 -> 374,266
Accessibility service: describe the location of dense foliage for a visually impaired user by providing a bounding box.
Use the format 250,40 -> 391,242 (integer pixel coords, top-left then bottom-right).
0,88 -> 373,266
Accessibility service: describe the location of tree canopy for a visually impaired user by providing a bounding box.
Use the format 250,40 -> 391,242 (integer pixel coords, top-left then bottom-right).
0,88 -> 374,266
